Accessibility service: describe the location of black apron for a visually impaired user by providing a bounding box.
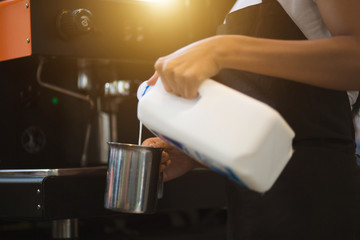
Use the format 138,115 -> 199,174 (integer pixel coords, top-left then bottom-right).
216,1 -> 360,239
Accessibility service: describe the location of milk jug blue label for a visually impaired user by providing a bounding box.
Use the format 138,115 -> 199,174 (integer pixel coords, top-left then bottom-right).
152,130 -> 247,187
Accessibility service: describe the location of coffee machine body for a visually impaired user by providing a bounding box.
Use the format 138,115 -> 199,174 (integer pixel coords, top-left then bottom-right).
0,0 -> 234,169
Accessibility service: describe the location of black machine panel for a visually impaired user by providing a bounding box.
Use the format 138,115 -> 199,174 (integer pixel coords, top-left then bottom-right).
30,0 -> 234,60
0,57 -> 97,169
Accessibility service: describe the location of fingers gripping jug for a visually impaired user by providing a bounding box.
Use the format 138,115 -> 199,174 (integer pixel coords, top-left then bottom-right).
137,79 -> 294,193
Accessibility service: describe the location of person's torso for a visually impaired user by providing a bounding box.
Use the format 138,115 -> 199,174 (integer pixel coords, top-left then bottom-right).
216,0 -> 355,150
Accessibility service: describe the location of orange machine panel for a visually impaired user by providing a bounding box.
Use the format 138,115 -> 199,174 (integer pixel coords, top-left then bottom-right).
0,0 -> 32,62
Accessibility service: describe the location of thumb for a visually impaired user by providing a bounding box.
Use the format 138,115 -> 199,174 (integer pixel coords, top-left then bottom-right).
147,72 -> 159,86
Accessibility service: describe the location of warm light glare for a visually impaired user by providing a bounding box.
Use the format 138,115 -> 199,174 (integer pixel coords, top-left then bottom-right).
137,0 -> 168,2
136,0 -> 176,7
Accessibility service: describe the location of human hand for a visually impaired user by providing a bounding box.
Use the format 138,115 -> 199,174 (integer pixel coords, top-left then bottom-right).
152,36 -> 223,99
147,72 -> 159,86
142,137 -> 200,181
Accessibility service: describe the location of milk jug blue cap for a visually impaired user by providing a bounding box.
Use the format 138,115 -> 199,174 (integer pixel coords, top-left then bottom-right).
137,81 -> 153,100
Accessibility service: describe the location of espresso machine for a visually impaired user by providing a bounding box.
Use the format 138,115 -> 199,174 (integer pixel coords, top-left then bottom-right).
0,0 -> 234,238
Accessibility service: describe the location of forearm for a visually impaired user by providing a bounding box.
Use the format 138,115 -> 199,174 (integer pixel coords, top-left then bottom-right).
215,35 -> 360,90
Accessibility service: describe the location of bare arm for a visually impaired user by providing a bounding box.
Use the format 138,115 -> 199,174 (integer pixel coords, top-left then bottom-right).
217,0 -> 360,90
153,0 -> 360,98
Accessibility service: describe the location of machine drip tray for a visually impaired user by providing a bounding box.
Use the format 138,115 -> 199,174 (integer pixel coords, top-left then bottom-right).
0,167 -> 226,220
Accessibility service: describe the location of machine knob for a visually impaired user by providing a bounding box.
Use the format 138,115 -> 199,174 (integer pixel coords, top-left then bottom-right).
21,126 -> 46,154
57,9 -> 94,39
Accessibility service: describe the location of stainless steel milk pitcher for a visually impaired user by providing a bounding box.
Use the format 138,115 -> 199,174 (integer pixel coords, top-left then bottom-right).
104,142 -> 164,214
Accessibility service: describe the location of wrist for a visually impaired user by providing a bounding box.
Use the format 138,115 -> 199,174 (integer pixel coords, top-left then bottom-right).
211,35 -> 237,70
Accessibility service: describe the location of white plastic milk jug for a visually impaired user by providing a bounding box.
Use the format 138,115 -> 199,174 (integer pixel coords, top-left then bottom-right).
137,78 -> 294,192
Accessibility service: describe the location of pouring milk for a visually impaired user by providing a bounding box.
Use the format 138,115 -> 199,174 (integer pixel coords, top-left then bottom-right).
137,78 -> 294,193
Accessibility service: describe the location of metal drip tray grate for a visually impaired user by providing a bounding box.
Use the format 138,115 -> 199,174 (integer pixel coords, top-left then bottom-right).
0,167 -> 107,178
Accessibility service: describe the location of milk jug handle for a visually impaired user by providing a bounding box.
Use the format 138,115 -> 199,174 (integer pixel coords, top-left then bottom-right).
197,79 -> 213,99
156,78 -> 213,100
137,78 -> 213,102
